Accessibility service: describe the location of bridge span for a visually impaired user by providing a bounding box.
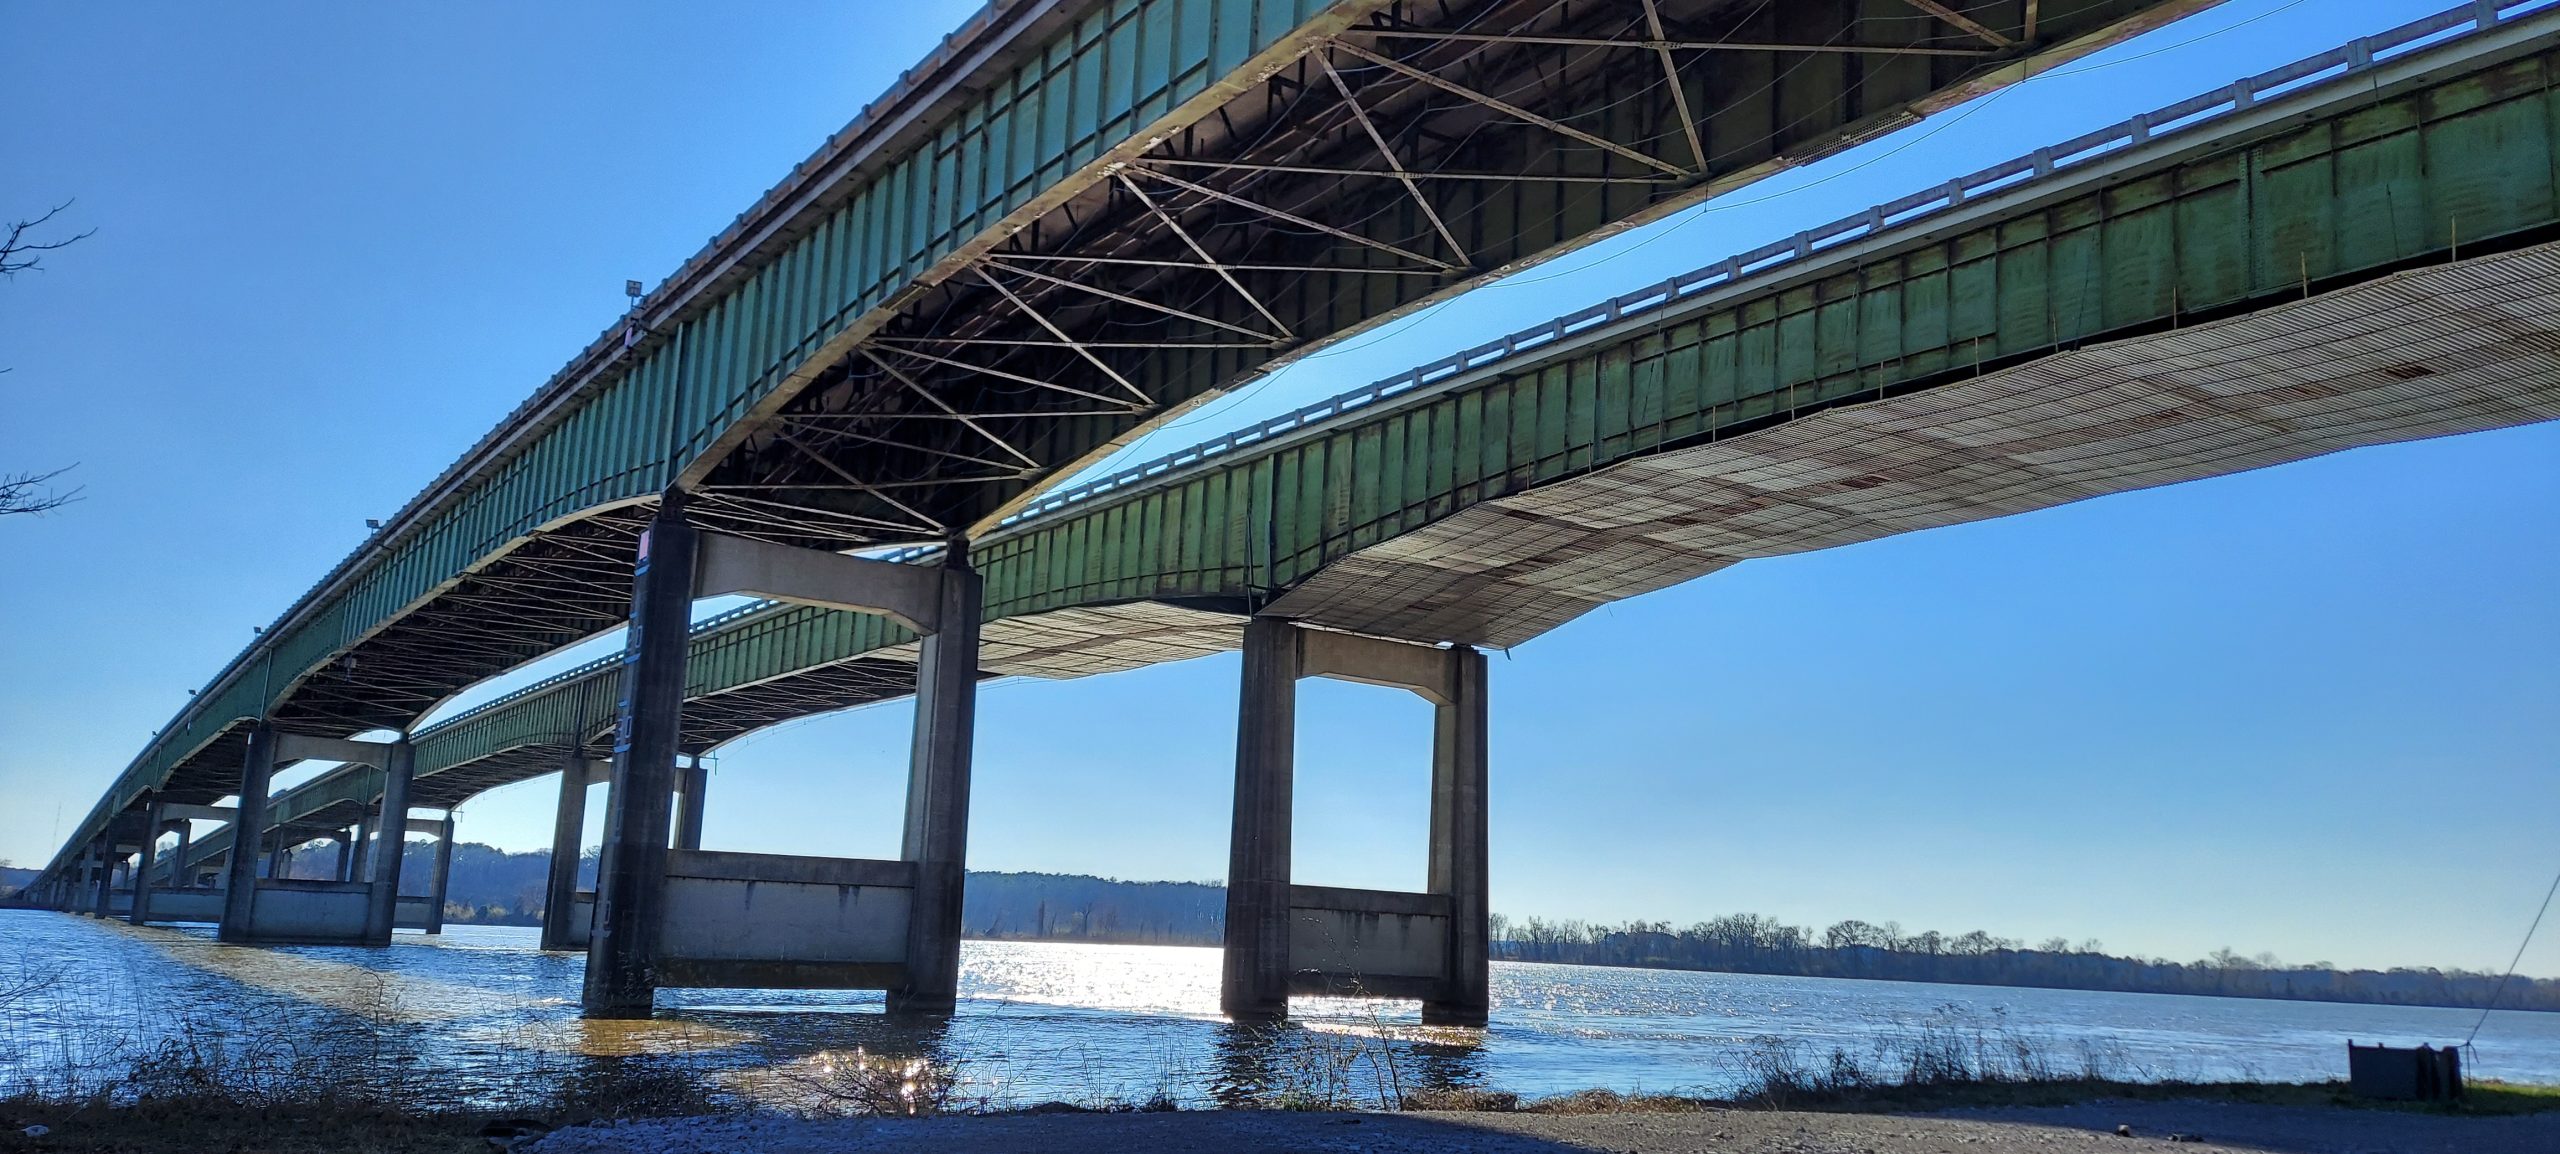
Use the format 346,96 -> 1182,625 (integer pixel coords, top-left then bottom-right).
42,0 -> 2201,905
33,1 -> 2560,1024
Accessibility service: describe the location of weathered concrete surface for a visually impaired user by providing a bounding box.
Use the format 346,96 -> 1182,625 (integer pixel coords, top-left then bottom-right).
585,499 -> 697,1017
393,895 -> 438,931
1425,645 -> 1490,1026
542,756 -> 600,952
1222,617 -> 1299,1020
146,889 -> 225,923
243,880 -> 370,942
1288,886 -> 1451,996
522,1100 -> 2560,1154
654,849 -> 913,987
216,725 -> 276,942
891,561 -> 981,1015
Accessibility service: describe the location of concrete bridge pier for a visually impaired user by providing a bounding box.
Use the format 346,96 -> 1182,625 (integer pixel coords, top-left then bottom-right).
582,496 -> 982,1019
82,839 -> 110,917
888,547 -> 981,1015
215,729 -> 415,945
673,757 -> 707,852
349,814 -> 376,886
127,803 -> 163,926
581,496 -> 699,1018
361,739 -> 415,946
542,751 -> 704,952
424,815 -> 455,933
541,750 -> 601,951
216,724 -> 277,942
131,802 -> 235,925
1222,618 -> 1491,1027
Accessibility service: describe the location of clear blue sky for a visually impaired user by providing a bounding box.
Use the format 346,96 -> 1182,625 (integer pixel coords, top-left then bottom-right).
2,0 -> 2553,976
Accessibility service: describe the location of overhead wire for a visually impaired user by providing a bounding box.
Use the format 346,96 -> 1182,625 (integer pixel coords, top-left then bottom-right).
2465,859 -> 2560,1050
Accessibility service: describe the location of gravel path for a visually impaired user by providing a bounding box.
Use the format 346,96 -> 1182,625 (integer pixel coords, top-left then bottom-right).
524,1100 -> 2558,1154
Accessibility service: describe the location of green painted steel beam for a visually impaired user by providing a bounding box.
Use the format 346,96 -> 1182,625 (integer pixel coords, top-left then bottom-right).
293,6 -> 2560,824
37,0 -> 2316,884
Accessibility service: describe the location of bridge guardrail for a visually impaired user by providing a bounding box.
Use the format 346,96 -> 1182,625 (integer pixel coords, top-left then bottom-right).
996,0 -> 2547,528
414,0 -> 2550,743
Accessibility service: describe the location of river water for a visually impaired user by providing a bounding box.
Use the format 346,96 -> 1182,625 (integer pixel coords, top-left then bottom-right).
3,911 -> 2553,1110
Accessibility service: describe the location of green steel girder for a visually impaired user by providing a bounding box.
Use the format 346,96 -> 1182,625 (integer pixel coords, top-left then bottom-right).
204,3 -> 2560,845
58,0 -> 2214,892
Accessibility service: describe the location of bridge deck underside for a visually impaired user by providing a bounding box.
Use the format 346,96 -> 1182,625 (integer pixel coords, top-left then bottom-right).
121,4 -> 2560,880
381,239 -> 2560,814
1273,247 -> 2560,642
83,0 -> 2194,869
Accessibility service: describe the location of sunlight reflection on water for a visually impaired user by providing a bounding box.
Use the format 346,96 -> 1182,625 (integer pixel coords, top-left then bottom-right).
5,911 -> 2556,1111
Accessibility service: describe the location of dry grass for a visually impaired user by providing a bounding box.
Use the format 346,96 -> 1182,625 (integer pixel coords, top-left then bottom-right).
0,1099 -> 493,1154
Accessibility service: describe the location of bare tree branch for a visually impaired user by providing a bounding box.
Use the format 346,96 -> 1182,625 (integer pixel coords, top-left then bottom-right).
3,202 -> 91,516
0,466 -> 82,517
0,202 -> 93,277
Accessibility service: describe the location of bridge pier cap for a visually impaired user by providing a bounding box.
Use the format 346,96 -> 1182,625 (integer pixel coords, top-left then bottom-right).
1223,618 -> 1491,1026
582,496 -> 982,1019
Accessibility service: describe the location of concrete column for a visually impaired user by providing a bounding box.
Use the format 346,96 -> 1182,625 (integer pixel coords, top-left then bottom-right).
426,816 -> 455,934
1424,645 -> 1491,1027
363,741 -> 416,945
541,751 -> 592,952
171,821 -> 192,889
1222,616 -> 1300,1021
86,842 -> 111,918
331,832 -> 353,882
672,757 -> 707,852
583,494 -> 698,1019
890,558 -> 983,1015
349,815 -> 373,888
218,724 -> 278,942
130,805 -> 162,926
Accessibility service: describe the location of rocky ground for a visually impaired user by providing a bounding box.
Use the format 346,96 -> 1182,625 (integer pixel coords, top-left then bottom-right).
520,1099 -> 2560,1154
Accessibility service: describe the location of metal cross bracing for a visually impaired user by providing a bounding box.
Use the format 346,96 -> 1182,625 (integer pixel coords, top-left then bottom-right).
153,0 -> 2560,876
709,0 -> 2205,550
55,0 -> 2217,880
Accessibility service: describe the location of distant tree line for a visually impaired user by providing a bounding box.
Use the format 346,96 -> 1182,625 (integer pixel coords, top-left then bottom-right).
332,845 -> 1229,944
963,870 -> 1223,946
1489,912 -> 2560,1012
16,844 -> 2551,1015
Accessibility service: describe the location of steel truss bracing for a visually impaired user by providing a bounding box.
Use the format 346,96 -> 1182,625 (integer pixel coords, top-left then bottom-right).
709,0 -> 2119,552
189,0 -> 2560,866
53,0 -> 2211,885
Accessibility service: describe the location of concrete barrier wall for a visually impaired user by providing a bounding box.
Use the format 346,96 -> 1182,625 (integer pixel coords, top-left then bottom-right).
146,889 -> 226,924
1288,884 -> 1451,998
655,850 -> 914,989
394,895 -> 436,931
246,880 -> 372,942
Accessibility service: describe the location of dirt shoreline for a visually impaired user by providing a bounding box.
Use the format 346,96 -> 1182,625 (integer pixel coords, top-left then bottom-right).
516,1100 -> 2560,1154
